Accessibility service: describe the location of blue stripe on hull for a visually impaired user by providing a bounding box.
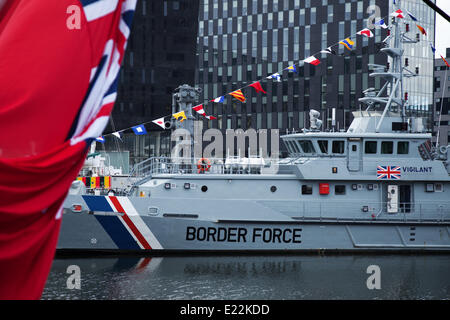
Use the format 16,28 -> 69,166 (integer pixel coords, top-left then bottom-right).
83,195 -> 113,212
82,195 -> 141,250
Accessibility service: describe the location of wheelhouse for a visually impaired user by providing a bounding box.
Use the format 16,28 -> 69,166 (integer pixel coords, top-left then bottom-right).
281,133 -> 430,161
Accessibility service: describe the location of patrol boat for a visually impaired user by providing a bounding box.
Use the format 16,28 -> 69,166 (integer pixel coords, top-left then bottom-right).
58,14 -> 450,253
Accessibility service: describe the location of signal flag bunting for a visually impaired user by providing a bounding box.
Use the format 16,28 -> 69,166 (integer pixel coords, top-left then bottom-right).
229,89 -> 246,102
249,81 -> 267,94
304,56 -> 321,66
339,38 -> 354,50
357,28 -> 374,38
152,117 -> 167,129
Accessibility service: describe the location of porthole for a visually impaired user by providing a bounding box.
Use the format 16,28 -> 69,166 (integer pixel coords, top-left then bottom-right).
201,185 -> 208,192
270,186 -> 277,192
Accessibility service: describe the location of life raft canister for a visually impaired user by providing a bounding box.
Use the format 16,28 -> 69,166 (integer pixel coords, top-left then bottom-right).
197,158 -> 211,173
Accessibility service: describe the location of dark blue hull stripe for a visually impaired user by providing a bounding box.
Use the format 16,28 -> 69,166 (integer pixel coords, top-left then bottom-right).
94,216 -> 141,250
82,195 -> 140,250
83,195 -> 114,212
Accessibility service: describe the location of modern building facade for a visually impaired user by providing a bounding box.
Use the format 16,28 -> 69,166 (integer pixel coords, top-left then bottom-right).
195,0 -> 436,155
396,0 -> 436,125
433,48 -> 450,147
103,0 -> 200,164
100,0 -> 436,164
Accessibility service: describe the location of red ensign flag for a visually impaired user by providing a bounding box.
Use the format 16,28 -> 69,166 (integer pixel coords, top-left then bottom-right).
0,0 -> 136,299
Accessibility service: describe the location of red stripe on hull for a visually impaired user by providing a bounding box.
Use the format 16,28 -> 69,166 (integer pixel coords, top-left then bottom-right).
109,196 -> 152,249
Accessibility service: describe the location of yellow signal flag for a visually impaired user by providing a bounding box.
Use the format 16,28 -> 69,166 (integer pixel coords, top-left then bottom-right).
339,38 -> 354,50
104,176 -> 111,188
172,111 -> 187,122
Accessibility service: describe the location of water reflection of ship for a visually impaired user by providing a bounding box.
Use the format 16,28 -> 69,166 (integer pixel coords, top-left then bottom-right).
43,255 -> 450,299
183,259 -> 302,276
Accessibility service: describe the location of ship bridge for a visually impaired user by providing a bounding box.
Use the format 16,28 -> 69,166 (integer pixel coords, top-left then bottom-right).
279,108 -> 449,180
281,110 -> 431,162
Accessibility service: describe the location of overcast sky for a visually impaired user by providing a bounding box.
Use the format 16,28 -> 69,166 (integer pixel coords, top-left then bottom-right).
435,0 -> 450,56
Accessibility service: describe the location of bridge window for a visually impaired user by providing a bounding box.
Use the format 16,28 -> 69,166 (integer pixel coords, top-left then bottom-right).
290,141 -> 301,153
285,141 -> 294,153
286,143 -> 293,154
397,141 -> 409,154
332,140 -> 345,154
285,141 -> 294,154
318,140 -> 328,153
298,140 -> 316,153
365,141 -> 377,154
381,141 -> 393,154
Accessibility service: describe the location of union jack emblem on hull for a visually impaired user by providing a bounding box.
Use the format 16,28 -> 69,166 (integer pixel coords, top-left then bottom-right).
377,166 -> 401,179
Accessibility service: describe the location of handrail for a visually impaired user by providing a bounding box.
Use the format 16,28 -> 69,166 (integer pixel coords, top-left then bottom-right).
290,200 -> 450,222
129,156 -> 277,178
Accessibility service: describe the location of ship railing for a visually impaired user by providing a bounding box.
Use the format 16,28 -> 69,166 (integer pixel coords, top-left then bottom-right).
128,156 -> 279,180
293,200 -> 450,223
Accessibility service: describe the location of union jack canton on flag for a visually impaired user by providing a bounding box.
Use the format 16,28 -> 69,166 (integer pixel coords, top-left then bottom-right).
0,0 -> 137,299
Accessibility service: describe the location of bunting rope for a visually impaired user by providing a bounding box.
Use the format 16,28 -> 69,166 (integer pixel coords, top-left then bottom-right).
99,6 -> 442,144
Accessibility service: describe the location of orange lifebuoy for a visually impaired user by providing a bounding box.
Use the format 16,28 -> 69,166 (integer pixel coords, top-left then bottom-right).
197,158 -> 211,173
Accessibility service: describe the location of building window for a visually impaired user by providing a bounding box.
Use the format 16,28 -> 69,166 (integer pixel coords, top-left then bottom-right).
302,185 -> 313,195
381,141 -> 393,154
289,10 -> 294,27
365,141 -> 377,154
300,8 -> 305,25
335,185 -> 346,195
327,5 -> 333,23
332,141 -> 345,154
311,7 -> 316,24
142,0 -> 146,15
345,3 -> 351,20
397,141 -> 409,154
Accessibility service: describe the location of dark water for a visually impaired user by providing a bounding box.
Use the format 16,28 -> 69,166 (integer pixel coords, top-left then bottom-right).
42,255 -> 450,300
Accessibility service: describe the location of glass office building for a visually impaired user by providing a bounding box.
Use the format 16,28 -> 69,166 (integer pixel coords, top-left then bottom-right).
195,0 -> 435,149
433,49 -> 450,146
391,0 -> 436,124
103,0 -> 200,164
100,0 -> 436,163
